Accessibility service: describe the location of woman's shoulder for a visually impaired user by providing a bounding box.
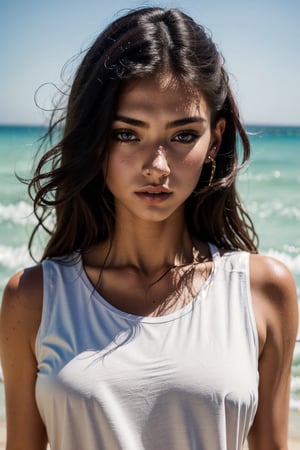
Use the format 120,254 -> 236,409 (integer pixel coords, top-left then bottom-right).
249,253 -> 296,296
0,265 -> 44,349
2,251 -> 80,305
249,253 -> 298,334
247,253 -> 298,359
3,264 -> 43,304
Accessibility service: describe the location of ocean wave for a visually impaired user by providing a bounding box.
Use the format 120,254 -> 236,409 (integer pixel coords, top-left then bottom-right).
0,201 -> 36,225
291,375 -> 300,411
239,171 -> 300,183
281,206 -> 300,220
239,173 -> 271,182
290,398 -> 300,411
0,245 -> 34,271
292,376 -> 300,390
246,201 -> 300,221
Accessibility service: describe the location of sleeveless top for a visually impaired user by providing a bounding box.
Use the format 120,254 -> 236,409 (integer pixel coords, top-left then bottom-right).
35,245 -> 259,450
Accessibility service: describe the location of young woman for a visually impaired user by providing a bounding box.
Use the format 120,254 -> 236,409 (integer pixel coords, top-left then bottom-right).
0,7 -> 298,450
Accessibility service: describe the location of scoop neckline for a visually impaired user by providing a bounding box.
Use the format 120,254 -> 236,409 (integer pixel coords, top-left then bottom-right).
75,243 -> 220,324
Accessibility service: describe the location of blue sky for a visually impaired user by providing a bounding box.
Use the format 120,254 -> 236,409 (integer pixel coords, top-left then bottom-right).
1,0 -> 299,126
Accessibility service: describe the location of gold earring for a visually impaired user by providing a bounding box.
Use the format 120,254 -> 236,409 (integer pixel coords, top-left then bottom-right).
207,155 -> 216,186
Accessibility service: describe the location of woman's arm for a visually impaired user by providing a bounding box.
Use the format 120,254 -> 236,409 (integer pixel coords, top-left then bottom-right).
248,254 -> 298,450
0,266 -> 48,450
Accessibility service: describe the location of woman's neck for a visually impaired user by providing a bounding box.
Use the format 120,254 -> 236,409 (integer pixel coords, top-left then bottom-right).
111,225 -> 193,274
85,215 -> 198,279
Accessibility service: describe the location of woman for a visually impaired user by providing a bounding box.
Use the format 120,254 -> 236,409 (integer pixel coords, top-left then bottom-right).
0,7 -> 298,450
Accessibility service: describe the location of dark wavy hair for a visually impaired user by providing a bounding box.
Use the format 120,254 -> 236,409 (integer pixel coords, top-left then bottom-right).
28,7 -> 258,260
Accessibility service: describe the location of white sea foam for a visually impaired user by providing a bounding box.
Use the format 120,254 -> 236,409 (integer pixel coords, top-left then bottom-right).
290,398 -> 300,411
239,172 -> 300,183
292,380 -> 300,410
291,376 -> 300,390
239,173 -> 270,182
0,201 -> 35,225
0,245 -> 34,271
281,206 -> 300,220
246,201 -> 300,221
246,201 -> 283,218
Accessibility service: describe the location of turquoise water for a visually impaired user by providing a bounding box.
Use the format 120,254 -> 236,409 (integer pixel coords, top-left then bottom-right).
238,126 -> 300,297
0,124 -> 299,413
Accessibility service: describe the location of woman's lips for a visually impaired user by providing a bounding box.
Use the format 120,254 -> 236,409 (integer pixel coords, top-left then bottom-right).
135,187 -> 172,202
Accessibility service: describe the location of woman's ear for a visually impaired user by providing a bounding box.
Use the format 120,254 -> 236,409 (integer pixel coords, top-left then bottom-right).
209,118 -> 226,158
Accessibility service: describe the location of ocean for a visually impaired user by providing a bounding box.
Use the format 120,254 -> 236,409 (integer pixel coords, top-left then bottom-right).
0,124 -> 299,417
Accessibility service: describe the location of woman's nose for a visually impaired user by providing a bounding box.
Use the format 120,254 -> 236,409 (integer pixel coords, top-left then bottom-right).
142,146 -> 170,178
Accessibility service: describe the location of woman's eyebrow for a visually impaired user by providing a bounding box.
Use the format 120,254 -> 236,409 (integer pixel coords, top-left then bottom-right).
166,117 -> 207,128
114,115 -> 148,128
114,115 -> 207,128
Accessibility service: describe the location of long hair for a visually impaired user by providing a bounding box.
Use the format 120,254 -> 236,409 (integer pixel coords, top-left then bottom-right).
27,7 -> 258,260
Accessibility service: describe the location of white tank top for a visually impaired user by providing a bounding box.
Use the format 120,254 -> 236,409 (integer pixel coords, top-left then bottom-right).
35,245 -> 259,450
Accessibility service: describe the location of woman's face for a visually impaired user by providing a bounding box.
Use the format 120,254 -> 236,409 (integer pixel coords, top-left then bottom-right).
105,75 -> 224,225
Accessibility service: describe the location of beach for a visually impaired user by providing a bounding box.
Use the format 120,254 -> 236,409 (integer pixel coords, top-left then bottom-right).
0,411 -> 299,448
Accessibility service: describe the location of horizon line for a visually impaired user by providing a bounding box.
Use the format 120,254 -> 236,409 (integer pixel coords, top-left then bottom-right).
0,121 -> 299,129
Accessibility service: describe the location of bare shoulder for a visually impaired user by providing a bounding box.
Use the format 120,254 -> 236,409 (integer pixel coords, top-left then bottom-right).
0,265 -> 43,353
249,253 -> 298,350
2,264 -> 43,314
249,253 -> 297,303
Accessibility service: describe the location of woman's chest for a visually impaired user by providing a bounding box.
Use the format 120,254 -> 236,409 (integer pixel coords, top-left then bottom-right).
38,309 -> 258,411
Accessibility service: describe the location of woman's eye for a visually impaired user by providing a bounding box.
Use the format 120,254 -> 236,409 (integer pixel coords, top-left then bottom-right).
172,132 -> 200,144
112,130 -> 139,142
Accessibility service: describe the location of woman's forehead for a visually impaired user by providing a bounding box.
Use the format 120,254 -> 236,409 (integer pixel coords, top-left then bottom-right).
116,75 -> 210,117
